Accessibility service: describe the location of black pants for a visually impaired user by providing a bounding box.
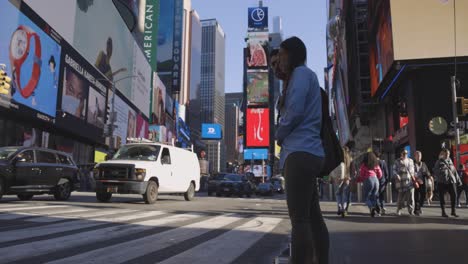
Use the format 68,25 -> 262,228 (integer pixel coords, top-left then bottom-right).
285,152 -> 328,264
438,183 -> 457,213
414,184 -> 427,212
377,182 -> 387,209
457,184 -> 468,205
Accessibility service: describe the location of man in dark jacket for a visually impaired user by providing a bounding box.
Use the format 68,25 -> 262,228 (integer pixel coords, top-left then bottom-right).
375,151 -> 389,215
413,151 -> 431,216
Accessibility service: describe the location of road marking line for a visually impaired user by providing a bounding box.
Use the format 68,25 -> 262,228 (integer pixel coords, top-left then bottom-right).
159,217 -> 283,264
45,214 -> 244,264
0,205 -> 69,212
0,213 -> 202,263
0,211 -> 165,244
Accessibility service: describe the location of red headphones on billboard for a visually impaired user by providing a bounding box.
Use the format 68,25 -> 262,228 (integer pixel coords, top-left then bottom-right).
9,25 -> 42,99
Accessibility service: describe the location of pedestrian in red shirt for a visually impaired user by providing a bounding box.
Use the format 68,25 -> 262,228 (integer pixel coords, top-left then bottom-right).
357,152 -> 383,217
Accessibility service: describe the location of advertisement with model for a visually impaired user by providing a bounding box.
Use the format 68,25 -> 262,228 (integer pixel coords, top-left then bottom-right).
0,0 -> 62,122
246,108 -> 270,147
152,73 -> 166,125
73,0 -> 151,117
57,42 -> 109,142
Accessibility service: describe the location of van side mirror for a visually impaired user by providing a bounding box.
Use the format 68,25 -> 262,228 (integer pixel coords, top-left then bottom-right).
13,157 -> 26,165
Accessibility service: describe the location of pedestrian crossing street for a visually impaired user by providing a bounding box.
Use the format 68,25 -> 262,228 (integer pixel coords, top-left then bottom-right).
0,202 -> 286,264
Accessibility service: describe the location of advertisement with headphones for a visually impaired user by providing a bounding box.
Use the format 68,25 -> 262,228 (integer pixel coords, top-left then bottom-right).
0,0 -> 61,121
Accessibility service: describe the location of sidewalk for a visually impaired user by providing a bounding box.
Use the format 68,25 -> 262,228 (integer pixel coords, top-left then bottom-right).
322,202 -> 468,264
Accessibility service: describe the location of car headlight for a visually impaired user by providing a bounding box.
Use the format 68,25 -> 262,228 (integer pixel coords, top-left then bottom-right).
135,168 -> 146,181
93,167 -> 100,179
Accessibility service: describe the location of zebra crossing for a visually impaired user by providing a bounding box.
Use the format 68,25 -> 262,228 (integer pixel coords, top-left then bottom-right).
0,202 -> 287,264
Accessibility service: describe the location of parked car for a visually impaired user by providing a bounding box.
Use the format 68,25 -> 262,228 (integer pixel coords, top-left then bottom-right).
207,173 -> 228,196
271,176 -> 285,194
256,182 -> 275,196
217,174 -> 255,198
93,141 -> 200,204
0,146 -> 80,201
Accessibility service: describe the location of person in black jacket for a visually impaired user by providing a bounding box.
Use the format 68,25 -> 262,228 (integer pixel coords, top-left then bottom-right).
413,151 -> 431,216
374,151 -> 389,215
433,149 -> 461,217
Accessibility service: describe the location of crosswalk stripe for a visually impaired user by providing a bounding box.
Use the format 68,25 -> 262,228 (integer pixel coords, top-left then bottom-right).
0,212 -> 203,263
89,210 -> 167,222
159,217 -> 283,264
26,208 -> 101,223
0,205 -> 68,212
0,203 -> 30,209
0,210 -> 167,244
46,214 -> 245,264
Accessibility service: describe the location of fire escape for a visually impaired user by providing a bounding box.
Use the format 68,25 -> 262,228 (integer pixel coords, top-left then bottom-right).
354,0 -> 372,127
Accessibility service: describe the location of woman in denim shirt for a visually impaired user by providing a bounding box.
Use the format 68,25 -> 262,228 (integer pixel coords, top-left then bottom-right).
276,37 -> 328,264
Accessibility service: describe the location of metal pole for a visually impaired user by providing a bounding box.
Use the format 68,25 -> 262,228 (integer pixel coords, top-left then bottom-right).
110,82 -> 116,151
451,76 -> 461,167
217,141 -> 221,173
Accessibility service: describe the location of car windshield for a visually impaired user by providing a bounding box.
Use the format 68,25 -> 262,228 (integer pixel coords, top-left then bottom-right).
0,147 -> 20,160
112,145 -> 161,161
212,174 -> 227,180
224,174 -> 242,182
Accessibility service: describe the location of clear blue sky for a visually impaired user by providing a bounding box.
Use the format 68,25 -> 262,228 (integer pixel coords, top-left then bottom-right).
192,0 -> 327,93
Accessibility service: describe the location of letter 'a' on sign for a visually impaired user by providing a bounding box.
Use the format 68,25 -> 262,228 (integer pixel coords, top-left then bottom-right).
201,123 -> 222,140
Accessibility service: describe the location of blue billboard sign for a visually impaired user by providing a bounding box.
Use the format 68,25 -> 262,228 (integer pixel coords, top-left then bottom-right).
244,148 -> 268,160
248,7 -> 268,29
201,123 -> 222,139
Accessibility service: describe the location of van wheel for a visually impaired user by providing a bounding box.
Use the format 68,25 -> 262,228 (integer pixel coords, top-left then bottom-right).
54,179 -> 71,201
18,194 -> 34,201
96,191 -> 112,202
143,181 -> 158,204
184,183 -> 195,201
0,178 -> 4,200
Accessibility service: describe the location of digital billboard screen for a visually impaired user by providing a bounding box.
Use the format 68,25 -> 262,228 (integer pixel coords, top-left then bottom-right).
246,70 -> 269,106
0,1 -> 62,120
246,33 -> 269,70
244,148 -> 268,160
246,108 -> 270,147
202,123 -> 222,140
248,7 -> 268,29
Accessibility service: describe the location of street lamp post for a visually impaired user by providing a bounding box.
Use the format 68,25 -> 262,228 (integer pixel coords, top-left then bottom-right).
98,75 -> 138,151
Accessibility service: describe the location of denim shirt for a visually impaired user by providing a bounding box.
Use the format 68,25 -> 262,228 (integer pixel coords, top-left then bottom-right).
276,66 -> 324,169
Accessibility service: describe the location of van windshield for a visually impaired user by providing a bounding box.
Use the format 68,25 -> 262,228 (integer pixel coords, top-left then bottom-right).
112,145 -> 161,161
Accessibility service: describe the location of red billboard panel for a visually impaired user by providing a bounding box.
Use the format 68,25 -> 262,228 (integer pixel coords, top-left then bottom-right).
246,108 -> 270,147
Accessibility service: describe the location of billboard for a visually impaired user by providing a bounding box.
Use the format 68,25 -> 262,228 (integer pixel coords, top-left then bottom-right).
202,123 -> 222,140
58,44 -> 109,142
390,0 -> 468,61
106,90 -> 141,145
244,148 -> 268,160
136,114 -> 149,138
248,7 -> 268,30
369,0 -> 394,96
246,108 -> 270,147
0,1 -> 61,120
246,32 -> 269,70
158,0 -> 183,93
73,0 -> 151,117
246,70 -> 269,106
152,74 -> 166,125
149,125 -> 166,142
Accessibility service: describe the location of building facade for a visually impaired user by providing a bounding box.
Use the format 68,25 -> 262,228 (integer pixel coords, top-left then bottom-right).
225,93 -> 243,165
200,19 -> 226,173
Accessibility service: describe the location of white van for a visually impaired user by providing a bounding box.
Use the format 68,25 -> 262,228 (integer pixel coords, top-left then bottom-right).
93,141 -> 200,204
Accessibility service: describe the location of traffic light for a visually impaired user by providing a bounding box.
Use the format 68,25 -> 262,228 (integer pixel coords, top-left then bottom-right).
0,69 -> 12,95
457,97 -> 468,116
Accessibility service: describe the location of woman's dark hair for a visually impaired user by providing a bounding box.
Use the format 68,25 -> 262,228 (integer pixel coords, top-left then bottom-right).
48,56 -> 56,68
363,152 -> 379,168
279,36 -> 307,73
270,49 -> 279,57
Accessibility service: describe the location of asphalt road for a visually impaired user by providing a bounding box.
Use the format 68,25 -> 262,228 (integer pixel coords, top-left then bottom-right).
0,192 -> 467,264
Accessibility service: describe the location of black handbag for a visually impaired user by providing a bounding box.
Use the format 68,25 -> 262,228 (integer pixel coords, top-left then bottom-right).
319,89 -> 344,176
